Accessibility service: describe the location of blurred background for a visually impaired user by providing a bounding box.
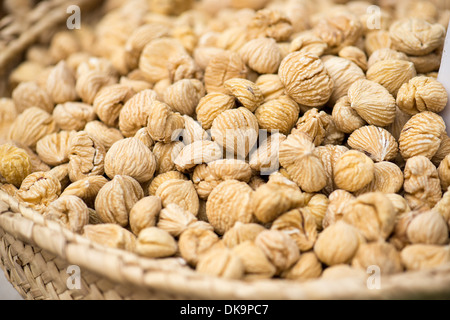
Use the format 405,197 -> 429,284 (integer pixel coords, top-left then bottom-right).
0,269 -> 23,300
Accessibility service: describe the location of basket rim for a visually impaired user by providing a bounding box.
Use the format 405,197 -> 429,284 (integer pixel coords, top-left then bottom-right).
1,190 -> 450,300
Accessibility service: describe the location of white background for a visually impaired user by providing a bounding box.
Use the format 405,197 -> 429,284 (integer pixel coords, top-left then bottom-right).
0,268 -> 23,300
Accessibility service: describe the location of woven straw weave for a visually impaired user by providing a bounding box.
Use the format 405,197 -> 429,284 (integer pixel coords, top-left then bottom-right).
1,191 -> 450,300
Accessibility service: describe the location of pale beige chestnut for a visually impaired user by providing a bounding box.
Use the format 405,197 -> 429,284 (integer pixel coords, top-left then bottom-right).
355,161 -> 404,195
347,79 -> 397,127
179,115 -> 209,146
252,176 -> 305,224
8,107 -> 57,149
438,155 -> 450,191
279,132 -> 327,193
53,102 -> 96,132
119,89 -> 158,138
124,23 -> 170,70
301,194 -> 329,231
206,180 -> 254,235
196,92 -> 235,130
75,70 -> 117,105
399,111 -> 446,160
129,196 -> 162,236
401,244 -> 450,271
239,37 -> 282,74
293,108 -> 333,147
155,179 -> 199,216
321,264 -> 366,280
386,106 -> 412,142
148,171 -> 187,196
351,242 -> 403,275
146,100 -> 185,144
279,52 -> 334,108
152,141 -> 184,175
389,18 -> 445,56
211,107 -> 259,157
36,131 -> 75,167
343,192 -> 396,241
68,131 -> 105,182
222,222 -> 266,248
232,241 -> 277,280
204,51 -> 247,94
61,175 -> 108,208
95,175 -> 144,227
196,245 -> 244,279
367,48 -> 409,69
191,165 -> 219,201
207,159 -> 252,183
46,61 -> 78,104
139,37 -> 188,83
76,57 -> 118,79
93,84 -> 135,127
313,11 -> 363,54
174,140 -> 222,173
84,121 -> 124,151
246,9 -> 293,42
164,79 -> 205,117
290,32 -> 327,57
0,144 -> 31,188
255,96 -> 299,135
396,76 -> 448,115
348,125 -> 398,162
44,195 -> 89,233
313,144 -> 349,196
179,227 -> 220,267
364,30 -> 392,58
12,81 -> 53,114
281,252 -> 322,281
332,96 -> 366,134
16,171 -> 61,213
271,208 -> 318,252
135,227 -> 177,258
408,51 -> 442,74
321,55 -> 365,105
322,190 -> 355,229
224,78 -> 264,113
406,210 -> 449,245
433,188 -> 450,230
83,224 -> 136,252
389,210 -> 420,251
156,203 -> 204,237
255,74 -> 285,102
366,59 -> 416,97
314,221 -> 363,266
104,138 -> 156,183
193,46 -> 225,70
254,230 -> 300,274
338,46 -> 368,71
333,150 -> 375,193
0,98 -> 17,125
167,54 -> 201,84
249,132 -> 286,175
215,26 -> 253,54
404,156 -> 442,211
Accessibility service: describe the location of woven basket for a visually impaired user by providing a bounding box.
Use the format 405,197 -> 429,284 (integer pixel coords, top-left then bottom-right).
2,0 -> 450,301
2,190 -> 450,300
